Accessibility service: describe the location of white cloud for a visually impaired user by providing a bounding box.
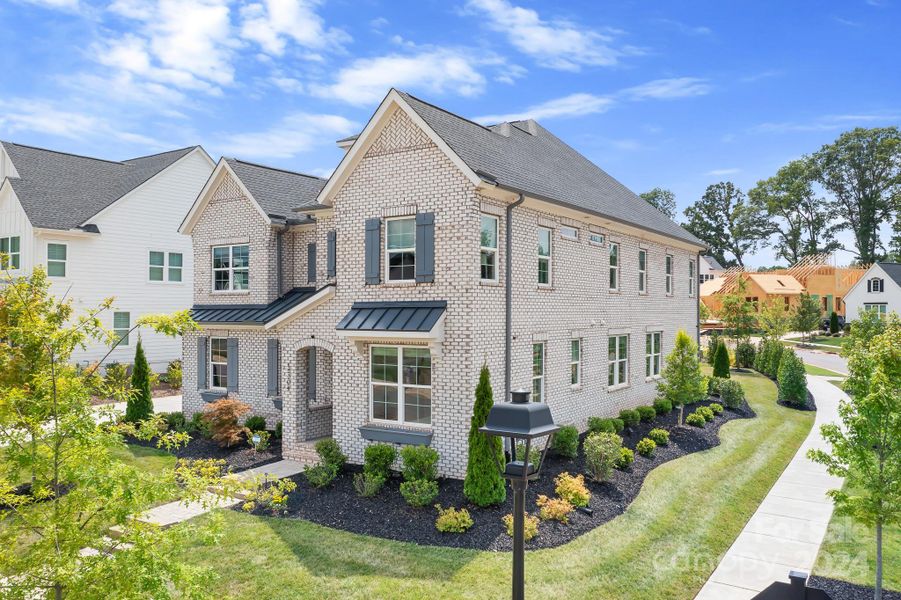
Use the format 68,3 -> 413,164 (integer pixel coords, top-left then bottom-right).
465,0 -> 634,71
655,18 -> 712,36
494,64 -> 527,84
475,93 -> 614,123
239,0 -> 349,56
622,77 -> 712,100
706,168 -> 741,176
218,112 -> 358,159
270,76 -> 305,94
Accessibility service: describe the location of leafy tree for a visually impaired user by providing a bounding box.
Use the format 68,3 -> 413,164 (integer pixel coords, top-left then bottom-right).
758,298 -> 792,341
793,292 -> 821,343
808,314 -> 900,600
683,182 -> 771,267
748,158 -> 840,264
657,330 -> 706,425
463,365 -> 506,506
718,276 -> 757,341
126,339 -> 154,423
776,349 -> 807,406
842,310 -> 889,402
713,341 -> 731,378
640,187 -> 677,220
699,300 -> 711,322
812,127 -> 901,264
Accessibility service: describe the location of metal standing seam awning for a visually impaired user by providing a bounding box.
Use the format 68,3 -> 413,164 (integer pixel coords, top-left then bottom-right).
335,300 -> 447,356
190,285 -> 334,329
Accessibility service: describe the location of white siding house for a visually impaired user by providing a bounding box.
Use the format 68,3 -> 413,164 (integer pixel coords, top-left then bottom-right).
843,262 -> 901,321
0,142 -> 215,369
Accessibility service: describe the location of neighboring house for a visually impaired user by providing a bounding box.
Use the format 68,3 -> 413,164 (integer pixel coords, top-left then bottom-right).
843,262 -> 901,321
702,272 -> 805,315
699,255 -> 724,283
179,89 -> 705,477
0,141 -> 215,369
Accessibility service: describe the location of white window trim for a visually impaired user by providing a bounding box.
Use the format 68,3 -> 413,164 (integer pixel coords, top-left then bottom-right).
588,233 -> 605,247
537,227 -> 552,287
113,311 -> 131,347
212,244 -> 249,293
385,216 -> 416,283
559,225 -> 578,241
209,337 -> 229,390
47,242 -> 67,278
149,250 -> 184,284
688,260 -> 696,297
480,214 -> 499,282
532,342 -> 545,402
368,344 -> 432,427
665,254 -> 674,296
570,338 -> 582,389
646,331 -> 662,380
0,235 -> 21,271
638,249 -> 647,294
609,242 -> 620,291
869,277 -> 884,293
608,334 -> 629,390
863,303 -> 888,317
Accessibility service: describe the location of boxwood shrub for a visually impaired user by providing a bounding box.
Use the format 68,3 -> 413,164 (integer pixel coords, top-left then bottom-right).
364,443 -> 397,480
697,406 -> 715,422
400,479 -> 439,507
636,437 -> 656,457
709,402 -> 724,415
647,428 -> 669,445
637,406 -> 656,422
552,425 -> 579,459
618,409 -> 640,428
718,379 -> 745,409
614,447 -> 634,469
653,398 -> 672,415
686,412 -> 706,427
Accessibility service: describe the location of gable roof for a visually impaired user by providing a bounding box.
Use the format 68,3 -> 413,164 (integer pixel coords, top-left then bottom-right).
1,141 -> 203,230
224,158 -> 327,222
701,255 -> 724,271
877,262 -> 901,288
746,273 -> 804,295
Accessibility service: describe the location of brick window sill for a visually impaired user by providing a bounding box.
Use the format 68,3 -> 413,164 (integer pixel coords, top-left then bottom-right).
607,384 -> 630,392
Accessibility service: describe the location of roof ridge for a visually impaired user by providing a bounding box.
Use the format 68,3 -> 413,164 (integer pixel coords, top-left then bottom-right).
1,140 -> 126,166
124,146 -> 197,163
227,157 -> 327,181
398,90 -> 494,133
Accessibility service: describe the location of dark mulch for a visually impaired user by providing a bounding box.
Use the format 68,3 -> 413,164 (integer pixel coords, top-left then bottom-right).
0,482 -> 74,510
250,398 -> 755,551
777,389 -> 818,412
127,434 -> 283,472
808,576 -> 901,600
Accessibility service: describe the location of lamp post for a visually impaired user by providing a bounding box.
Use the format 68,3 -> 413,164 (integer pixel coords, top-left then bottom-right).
480,388 -> 559,600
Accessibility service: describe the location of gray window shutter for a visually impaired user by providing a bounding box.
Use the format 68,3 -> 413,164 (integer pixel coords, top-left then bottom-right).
365,218 -> 381,284
326,230 -> 337,279
415,212 -> 435,283
307,242 -> 317,284
867,279 -> 872,293
197,336 -> 208,390
226,337 -> 239,393
307,348 -> 317,401
267,338 -> 279,397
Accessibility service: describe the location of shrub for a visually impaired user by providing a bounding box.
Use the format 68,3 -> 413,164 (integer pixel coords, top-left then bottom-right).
611,418 -> 625,433
434,505 -> 473,533
503,513 -> 539,541
583,432 -> 622,482
657,330 -> 706,425
718,379 -> 746,409
767,341 -> 784,379
709,402 -> 724,415
363,443 -> 397,480
754,340 -> 768,373
653,398 -> 672,415
240,477 -> 297,514
707,333 -> 721,365
587,416 -> 610,433
103,362 -> 131,395
202,397 -> 251,448
697,406 -> 715,422
126,341 -> 153,423
618,409 -> 640,428
536,495 -> 574,523
353,471 -> 385,497
190,412 -> 211,438
464,365 -> 506,506
248,430 -> 271,452
315,438 -> 347,470
735,341 -> 756,369
648,428 -> 669,445
162,411 -> 190,433
637,406 -> 656,422
686,412 -> 706,427
636,438 -> 656,457
552,425 -> 579,459
400,445 -> 439,482
274,421 -> 282,439
244,415 -> 267,432
614,447 -> 634,469
554,472 -> 590,507
515,442 -> 541,468
777,349 -> 808,406
713,341 -> 731,378
829,311 -> 839,334
166,359 -> 182,390
304,463 -> 338,488
399,479 -> 439,507
708,376 -> 726,397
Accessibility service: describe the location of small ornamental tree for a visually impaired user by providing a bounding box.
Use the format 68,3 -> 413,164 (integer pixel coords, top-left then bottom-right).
125,338 -> 154,423
463,365 -> 506,506
793,292 -> 821,343
713,340 -> 731,378
829,311 -> 839,334
657,330 -> 706,425
718,276 -> 756,342
758,298 -> 792,341
776,349 -> 807,406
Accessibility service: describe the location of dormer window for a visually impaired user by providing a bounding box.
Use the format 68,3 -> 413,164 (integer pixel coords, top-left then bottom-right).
867,277 -> 884,293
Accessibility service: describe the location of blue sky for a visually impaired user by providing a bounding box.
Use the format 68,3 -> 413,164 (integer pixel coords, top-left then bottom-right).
2,0 -> 898,266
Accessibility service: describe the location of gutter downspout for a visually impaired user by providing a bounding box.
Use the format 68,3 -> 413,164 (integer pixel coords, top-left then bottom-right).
696,252 -> 701,351
505,193 -> 525,403
275,224 -> 287,296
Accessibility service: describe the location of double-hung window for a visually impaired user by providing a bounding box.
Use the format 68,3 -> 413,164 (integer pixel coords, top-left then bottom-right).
47,243 -> 67,277
370,346 -> 432,425
532,343 -> 545,402
665,255 -> 673,295
688,260 -> 695,297
210,337 -> 229,389
609,243 -> 620,290
646,332 -> 662,378
213,244 -> 249,291
608,335 -> 628,387
537,227 -> 551,286
480,215 -> 498,281
864,303 -> 887,318
638,249 -> 647,293
0,236 -> 20,270
113,312 -> 131,346
570,339 -> 582,386
150,251 -> 183,282
386,217 -> 416,281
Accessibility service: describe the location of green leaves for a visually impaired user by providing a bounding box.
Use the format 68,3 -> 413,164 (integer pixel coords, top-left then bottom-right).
657,330 -> 705,425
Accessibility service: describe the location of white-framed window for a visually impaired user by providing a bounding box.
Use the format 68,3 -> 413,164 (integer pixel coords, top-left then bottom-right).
532,342 -> 545,402
47,243 -> 67,277
537,227 -> 552,286
638,249 -> 647,293
560,226 -> 578,241
688,259 -> 696,297
646,332 -> 662,378
588,233 -> 605,246
113,312 -> 130,346
863,303 -> 887,318
665,254 -> 673,295
210,337 -> 229,389
213,244 -> 249,291
0,236 -> 20,270
608,335 -> 629,387
609,242 -> 619,290
570,339 -> 582,386
867,277 -> 884,293
480,214 -> 498,282
386,217 -> 416,282
370,345 -> 431,425
149,251 -> 183,282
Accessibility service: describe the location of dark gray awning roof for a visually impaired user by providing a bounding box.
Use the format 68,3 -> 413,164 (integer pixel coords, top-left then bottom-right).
191,287 -> 318,325
336,301 -> 446,332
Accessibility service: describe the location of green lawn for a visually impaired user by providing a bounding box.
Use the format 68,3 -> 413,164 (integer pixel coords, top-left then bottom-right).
3,443 -> 174,486
172,371 -> 814,600
803,364 -> 846,378
786,336 -> 846,349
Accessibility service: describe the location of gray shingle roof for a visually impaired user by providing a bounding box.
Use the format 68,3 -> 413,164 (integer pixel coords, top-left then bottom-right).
396,91 -> 703,247
191,286 -> 320,325
1,141 -> 198,230
225,158 -> 326,223
337,301 -> 447,332
877,262 -> 901,288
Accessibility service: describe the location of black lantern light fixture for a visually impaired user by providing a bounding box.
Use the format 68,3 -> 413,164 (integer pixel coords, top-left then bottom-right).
480,388 -> 560,600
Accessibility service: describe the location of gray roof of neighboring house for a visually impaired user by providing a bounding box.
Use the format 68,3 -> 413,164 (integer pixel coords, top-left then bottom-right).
225,158 -> 326,224
701,255 -> 725,270
395,91 -> 704,248
877,262 -> 901,288
191,286 -> 320,325
1,141 -> 198,230
336,300 -> 447,332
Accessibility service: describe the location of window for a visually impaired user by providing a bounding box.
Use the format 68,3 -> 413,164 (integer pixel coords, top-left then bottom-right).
370,346 -> 431,425
784,296 -> 791,311
609,242 -> 619,290
571,339 -> 582,386
480,215 -> 498,281
646,332 -> 662,378
688,260 -> 696,297
588,233 -> 605,246
665,255 -> 673,295
863,303 -> 887,318
113,312 -> 130,346
532,343 -> 545,402
638,249 -> 647,293
560,226 -> 578,241
867,277 -> 884,293
0,236 -> 20,270
210,337 -> 229,389
386,217 -> 416,281
608,335 -> 629,387
149,251 -> 181,282
47,243 -> 67,277
168,252 -> 183,282
213,244 -> 249,291
537,227 -> 551,285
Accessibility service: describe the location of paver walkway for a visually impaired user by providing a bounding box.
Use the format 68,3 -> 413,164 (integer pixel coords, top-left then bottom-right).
695,376 -> 845,599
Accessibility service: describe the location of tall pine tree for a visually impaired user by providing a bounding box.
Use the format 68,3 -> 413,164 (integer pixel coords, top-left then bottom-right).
463,365 -> 506,506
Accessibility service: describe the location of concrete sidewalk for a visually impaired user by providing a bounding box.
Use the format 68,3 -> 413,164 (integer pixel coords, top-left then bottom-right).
93,394 -> 182,422
695,376 -> 845,599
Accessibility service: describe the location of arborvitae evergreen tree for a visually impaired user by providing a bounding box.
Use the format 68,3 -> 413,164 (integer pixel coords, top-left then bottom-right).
463,365 -> 506,506
829,311 -> 839,334
713,340 -> 731,379
777,349 -> 807,406
126,339 -> 154,423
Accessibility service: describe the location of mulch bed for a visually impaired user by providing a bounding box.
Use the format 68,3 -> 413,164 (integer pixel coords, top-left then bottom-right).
249,398 -> 755,551
127,434 -> 283,472
808,576 -> 901,600
776,389 -> 818,411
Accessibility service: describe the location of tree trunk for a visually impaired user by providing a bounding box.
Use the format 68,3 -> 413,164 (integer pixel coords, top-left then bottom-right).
875,520 -> 883,600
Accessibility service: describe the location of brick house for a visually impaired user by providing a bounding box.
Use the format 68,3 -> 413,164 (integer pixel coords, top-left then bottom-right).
178,89 -> 705,477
